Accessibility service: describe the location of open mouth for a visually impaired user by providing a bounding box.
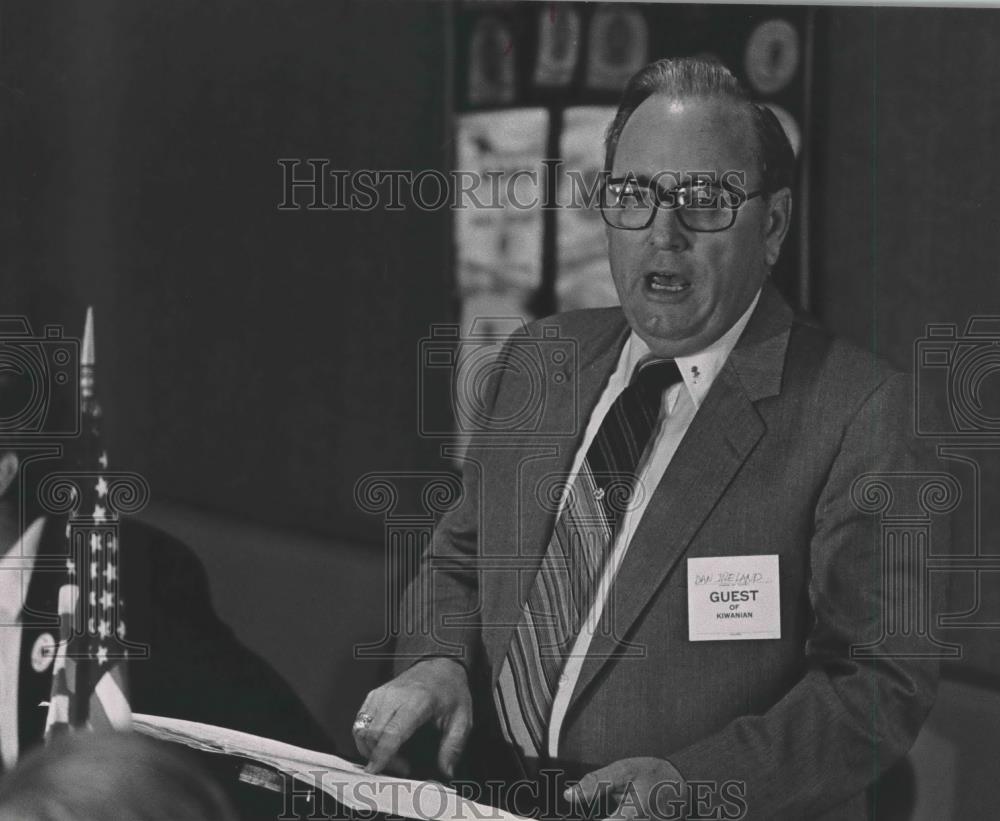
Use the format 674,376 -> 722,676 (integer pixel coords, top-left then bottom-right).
645,272 -> 691,293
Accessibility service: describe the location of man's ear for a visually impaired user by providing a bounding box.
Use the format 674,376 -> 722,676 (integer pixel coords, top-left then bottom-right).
763,187 -> 793,268
0,452 -> 19,498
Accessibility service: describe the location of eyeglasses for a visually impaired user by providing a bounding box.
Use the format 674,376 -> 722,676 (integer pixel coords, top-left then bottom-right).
599,177 -> 767,233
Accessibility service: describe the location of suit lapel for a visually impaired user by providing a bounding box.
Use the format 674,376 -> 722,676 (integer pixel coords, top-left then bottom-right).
565,283 -> 794,713
513,311 -> 632,565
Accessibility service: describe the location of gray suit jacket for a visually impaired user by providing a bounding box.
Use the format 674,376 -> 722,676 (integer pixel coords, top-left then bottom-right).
397,283 -> 944,820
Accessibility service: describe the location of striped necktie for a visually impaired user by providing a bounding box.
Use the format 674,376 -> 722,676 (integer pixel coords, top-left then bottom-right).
495,358 -> 682,759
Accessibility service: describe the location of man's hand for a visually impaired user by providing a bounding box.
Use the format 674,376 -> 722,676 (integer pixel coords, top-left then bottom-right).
564,757 -> 689,821
352,657 -> 472,778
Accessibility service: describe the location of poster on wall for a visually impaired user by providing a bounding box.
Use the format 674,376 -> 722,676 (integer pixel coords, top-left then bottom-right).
533,4 -> 582,88
585,5 -> 649,92
744,18 -> 800,96
454,108 -> 548,334
556,106 -> 619,311
468,16 -> 517,106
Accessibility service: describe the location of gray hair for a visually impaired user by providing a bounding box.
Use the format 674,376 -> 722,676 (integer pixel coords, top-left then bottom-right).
603,57 -> 795,193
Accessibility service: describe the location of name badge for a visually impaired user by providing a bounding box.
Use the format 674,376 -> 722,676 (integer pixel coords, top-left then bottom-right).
687,555 -> 781,641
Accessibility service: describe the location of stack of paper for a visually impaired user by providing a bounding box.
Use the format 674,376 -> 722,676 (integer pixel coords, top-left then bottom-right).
132,713 -> 527,821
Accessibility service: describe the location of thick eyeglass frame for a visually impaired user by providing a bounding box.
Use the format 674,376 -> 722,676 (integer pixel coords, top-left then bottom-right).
599,176 -> 768,233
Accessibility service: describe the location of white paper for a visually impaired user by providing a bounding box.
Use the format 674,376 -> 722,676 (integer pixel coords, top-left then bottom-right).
132,713 -> 528,821
686,555 -> 781,641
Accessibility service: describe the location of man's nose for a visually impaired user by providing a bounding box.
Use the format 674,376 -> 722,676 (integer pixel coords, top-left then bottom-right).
647,204 -> 690,251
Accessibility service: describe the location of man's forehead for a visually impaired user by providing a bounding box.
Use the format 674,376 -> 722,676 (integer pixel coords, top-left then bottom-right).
612,94 -> 756,176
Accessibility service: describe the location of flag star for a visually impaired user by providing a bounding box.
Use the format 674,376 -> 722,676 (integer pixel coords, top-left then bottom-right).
95,476 -> 108,498
96,646 -> 108,665
90,533 -> 101,553
98,451 -> 109,469
93,505 -> 107,523
104,564 -> 117,583
87,617 -> 96,634
89,591 -> 96,606
107,537 -> 117,553
100,591 -> 114,609
90,561 -> 98,579
117,621 -> 126,639
64,523 -> 71,538
66,558 -> 76,575
97,620 -> 109,639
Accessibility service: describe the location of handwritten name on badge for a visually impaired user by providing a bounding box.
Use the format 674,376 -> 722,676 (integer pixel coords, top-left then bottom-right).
687,555 -> 781,641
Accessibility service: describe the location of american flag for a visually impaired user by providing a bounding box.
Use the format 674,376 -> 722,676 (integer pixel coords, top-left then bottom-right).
45,307 -> 131,735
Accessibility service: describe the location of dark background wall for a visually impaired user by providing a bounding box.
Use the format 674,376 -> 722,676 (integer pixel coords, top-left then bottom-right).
0,0 -> 453,544
814,7 -> 1000,685
814,6 -> 1000,364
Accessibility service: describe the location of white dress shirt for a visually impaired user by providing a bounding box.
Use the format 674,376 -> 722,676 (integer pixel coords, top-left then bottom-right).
547,290 -> 761,757
0,516 -> 46,769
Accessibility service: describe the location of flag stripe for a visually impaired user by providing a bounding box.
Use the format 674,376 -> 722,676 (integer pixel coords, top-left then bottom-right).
93,669 -> 131,729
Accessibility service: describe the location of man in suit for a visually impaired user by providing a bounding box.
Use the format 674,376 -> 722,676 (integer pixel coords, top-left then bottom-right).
352,58 -> 944,820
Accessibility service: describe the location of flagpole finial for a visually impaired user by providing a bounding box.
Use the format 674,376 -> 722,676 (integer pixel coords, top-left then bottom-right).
81,307 -> 96,401
82,307 -> 95,367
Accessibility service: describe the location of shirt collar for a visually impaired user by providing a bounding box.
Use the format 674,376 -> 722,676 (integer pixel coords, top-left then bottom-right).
622,287 -> 762,410
0,516 -> 46,622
